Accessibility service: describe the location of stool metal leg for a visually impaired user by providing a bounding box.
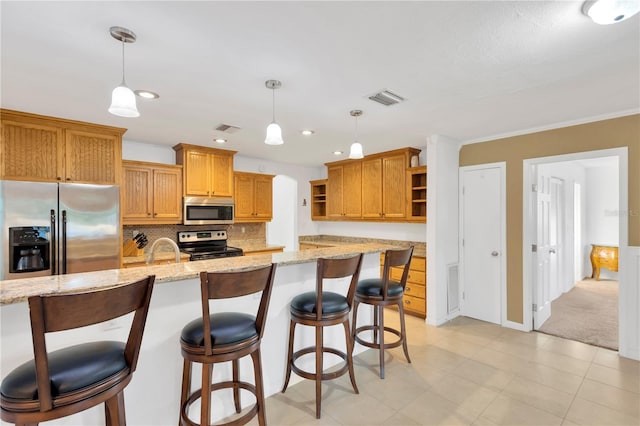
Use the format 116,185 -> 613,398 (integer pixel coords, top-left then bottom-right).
282,319 -> 296,393
250,348 -> 267,426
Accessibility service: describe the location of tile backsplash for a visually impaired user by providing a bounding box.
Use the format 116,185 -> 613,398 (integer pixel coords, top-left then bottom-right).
123,222 -> 265,247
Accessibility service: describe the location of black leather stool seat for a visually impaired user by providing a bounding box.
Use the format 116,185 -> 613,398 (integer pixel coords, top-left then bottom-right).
181,312 -> 257,347
1,341 -> 126,401
290,291 -> 348,315
356,278 -> 404,297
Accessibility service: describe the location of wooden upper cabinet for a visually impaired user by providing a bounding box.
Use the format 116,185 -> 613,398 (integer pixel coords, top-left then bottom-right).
322,147 -> 421,223
361,158 -> 383,218
234,171 -> 274,222
122,160 -> 182,224
327,162 -> 361,218
65,129 -> 120,184
173,143 -> 236,198
0,109 -> 125,184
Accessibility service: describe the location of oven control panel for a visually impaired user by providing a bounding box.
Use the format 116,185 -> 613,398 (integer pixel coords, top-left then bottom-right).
177,230 -> 227,244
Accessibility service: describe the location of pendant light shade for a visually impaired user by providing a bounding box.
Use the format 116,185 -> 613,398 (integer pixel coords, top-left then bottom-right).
109,83 -> 139,117
265,122 -> 284,145
348,109 -> 364,159
108,26 -> 139,118
349,142 -> 364,159
582,0 -> 640,24
264,80 -> 284,145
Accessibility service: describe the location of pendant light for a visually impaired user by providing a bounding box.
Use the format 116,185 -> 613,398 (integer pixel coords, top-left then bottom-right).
349,110 -> 364,159
108,26 -> 139,118
264,80 -> 284,145
582,0 -> 640,24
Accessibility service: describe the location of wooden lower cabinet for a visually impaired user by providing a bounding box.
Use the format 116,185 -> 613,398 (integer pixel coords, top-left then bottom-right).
381,253 -> 426,318
242,248 -> 283,256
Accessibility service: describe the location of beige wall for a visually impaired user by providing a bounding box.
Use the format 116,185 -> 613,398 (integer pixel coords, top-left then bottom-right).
459,114 -> 640,324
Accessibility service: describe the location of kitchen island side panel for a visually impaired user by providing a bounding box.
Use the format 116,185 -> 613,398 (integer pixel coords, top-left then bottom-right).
0,253 -> 378,425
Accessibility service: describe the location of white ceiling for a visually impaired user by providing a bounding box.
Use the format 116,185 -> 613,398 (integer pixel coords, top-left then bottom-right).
1,1 -> 639,167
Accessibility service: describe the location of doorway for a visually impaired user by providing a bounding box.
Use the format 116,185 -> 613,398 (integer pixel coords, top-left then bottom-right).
459,162 -> 506,325
524,151 -> 623,350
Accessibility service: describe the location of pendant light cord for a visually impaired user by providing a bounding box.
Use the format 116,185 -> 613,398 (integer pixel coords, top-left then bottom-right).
354,114 -> 359,142
272,87 -> 276,123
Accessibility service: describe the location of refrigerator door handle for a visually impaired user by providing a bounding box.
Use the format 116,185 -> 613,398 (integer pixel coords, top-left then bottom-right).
62,209 -> 67,275
50,209 -> 57,275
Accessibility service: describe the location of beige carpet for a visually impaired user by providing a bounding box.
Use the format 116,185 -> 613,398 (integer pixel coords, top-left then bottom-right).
538,279 -> 618,350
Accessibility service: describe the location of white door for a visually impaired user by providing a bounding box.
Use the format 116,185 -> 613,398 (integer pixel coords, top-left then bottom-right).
460,165 -> 504,325
549,177 -> 564,300
533,170 -> 552,329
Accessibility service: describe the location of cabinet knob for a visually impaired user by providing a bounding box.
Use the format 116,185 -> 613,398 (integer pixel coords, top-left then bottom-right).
66,177 -> 71,181
406,287 -> 411,292
154,213 -> 157,216
57,177 -> 62,181
147,213 -> 151,216
405,299 -> 411,305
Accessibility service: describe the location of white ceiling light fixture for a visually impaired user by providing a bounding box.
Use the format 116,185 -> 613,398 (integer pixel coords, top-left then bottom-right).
348,109 -> 364,159
264,79 -> 284,145
213,138 -> 227,144
108,26 -> 139,118
582,0 -> 640,24
134,89 -> 159,99
301,129 -> 315,136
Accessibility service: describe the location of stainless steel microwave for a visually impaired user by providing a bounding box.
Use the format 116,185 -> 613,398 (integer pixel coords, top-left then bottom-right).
183,197 -> 234,225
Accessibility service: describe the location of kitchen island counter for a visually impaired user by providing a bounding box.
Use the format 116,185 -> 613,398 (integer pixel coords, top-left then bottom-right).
0,241 -> 393,305
300,235 -> 426,258
1,242 -> 389,425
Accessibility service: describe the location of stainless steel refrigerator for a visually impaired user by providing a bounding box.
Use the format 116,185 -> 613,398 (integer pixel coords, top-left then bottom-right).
0,180 -> 120,280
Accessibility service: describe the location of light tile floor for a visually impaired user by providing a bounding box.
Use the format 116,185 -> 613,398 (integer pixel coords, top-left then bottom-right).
247,313 -> 639,425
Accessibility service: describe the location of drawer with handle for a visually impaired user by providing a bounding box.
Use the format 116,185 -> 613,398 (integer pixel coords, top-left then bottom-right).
390,268 -> 426,285
404,283 -> 426,299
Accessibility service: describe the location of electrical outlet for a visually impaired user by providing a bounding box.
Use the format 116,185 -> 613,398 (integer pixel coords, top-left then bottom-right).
132,230 -> 139,238
241,226 -> 245,233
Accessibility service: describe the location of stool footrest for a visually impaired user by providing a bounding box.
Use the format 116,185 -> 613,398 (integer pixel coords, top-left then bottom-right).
180,380 -> 258,426
291,347 -> 349,381
354,325 -> 403,350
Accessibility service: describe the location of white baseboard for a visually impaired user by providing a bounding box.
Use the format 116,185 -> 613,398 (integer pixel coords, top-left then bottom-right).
503,320 -> 527,332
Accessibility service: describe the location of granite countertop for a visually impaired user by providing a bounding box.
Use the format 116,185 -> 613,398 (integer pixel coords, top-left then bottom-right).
0,242 -> 395,305
122,251 -> 191,265
299,235 -> 426,258
229,240 -> 286,253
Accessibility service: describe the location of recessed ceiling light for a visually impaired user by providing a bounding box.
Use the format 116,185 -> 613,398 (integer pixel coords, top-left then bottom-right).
134,90 -> 160,99
213,138 -> 227,144
301,129 -> 315,136
333,151 -> 343,155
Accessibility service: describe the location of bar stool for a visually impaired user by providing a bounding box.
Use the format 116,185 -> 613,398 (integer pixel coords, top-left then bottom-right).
352,246 -> 414,379
179,264 -> 277,426
281,254 -> 363,419
0,275 -> 155,425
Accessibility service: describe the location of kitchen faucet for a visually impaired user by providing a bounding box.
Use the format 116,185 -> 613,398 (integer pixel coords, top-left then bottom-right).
146,238 -> 181,265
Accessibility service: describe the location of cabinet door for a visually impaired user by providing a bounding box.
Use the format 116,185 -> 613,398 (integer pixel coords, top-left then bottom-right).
327,165 -> 344,218
361,158 -> 382,218
65,130 -> 120,184
210,153 -> 234,197
184,150 -> 211,196
122,165 -> 153,221
342,162 -> 362,218
234,173 -> 255,219
1,120 -> 64,182
253,175 -> 273,219
153,167 -> 182,221
382,154 -> 407,218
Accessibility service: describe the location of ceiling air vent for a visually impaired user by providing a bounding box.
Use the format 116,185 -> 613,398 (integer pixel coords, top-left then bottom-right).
368,89 -> 405,106
215,123 -> 241,133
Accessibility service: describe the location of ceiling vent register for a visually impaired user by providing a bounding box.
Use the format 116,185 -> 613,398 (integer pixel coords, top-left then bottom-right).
215,123 -> 241,133
368,89 -> 405,106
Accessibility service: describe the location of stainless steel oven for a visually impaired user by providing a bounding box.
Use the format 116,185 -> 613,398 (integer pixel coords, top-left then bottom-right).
183,197 -> 234,225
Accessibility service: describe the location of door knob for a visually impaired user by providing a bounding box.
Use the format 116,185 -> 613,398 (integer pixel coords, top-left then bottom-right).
549,248 -> 556,254
491,251 -> 499,257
